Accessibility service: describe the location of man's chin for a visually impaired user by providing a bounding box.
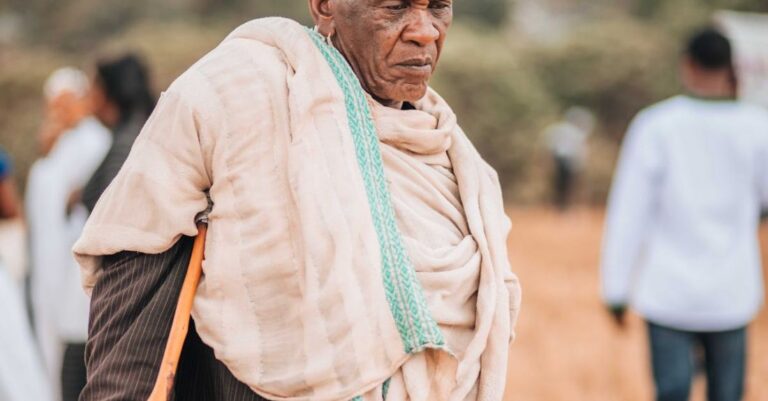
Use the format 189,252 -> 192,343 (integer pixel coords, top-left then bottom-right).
397,83 -> 429,103
371,81 -> 428,106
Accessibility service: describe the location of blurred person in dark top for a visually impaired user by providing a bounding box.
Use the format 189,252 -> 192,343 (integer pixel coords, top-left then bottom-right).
25,67 -> 112,401
0,148 -> 55,401
601,28 -> 768,401
81,54 -> 155,212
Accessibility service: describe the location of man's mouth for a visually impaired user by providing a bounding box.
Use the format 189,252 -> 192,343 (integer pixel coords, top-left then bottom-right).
396,57 -> 434,76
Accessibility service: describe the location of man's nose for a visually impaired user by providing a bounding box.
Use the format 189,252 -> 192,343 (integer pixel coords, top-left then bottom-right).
402,10 -> 440,47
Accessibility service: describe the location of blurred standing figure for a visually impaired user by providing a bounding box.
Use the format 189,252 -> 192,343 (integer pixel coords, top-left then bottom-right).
26,68 -> 112,401
81,54 -> 155,213
545,106 -> 594,210
601,28 -> 768,401
0,148 -> 55,401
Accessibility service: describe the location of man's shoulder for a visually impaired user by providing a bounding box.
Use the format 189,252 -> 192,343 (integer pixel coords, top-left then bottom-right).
627,96 -> 698,138
636,96 -> 687,122
164,23 -> 291,111
735,102 -> 768,126
172,42 -> 284,93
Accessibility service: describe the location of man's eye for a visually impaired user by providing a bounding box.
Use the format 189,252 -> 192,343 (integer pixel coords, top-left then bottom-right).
385,3 -> 409,10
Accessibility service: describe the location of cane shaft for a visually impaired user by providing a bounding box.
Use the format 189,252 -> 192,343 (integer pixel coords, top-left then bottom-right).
148,224 -> 207,401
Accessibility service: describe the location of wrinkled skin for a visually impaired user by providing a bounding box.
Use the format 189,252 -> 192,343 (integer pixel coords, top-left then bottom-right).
309,0 -> 453,108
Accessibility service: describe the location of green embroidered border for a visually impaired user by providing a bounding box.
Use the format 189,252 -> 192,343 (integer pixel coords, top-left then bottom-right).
382,378 -> 391,399
305,28 -> 445,355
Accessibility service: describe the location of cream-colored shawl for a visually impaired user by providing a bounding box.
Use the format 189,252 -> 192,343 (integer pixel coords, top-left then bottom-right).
74,17 -> 521,401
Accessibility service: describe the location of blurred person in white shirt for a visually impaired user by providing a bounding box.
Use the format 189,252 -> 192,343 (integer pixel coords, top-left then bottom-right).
26,67 -> 111,401
545,106 -> 594,211
601,27 -> 768,401
0,148 -> 54,401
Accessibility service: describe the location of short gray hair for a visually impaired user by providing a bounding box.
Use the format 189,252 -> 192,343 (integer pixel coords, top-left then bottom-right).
44,67 -> 89,100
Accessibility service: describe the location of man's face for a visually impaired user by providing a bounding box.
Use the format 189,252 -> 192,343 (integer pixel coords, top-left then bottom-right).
331,0 -> 453,105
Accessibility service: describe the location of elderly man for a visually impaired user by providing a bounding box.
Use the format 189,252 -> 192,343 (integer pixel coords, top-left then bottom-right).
75,1 -> 521,401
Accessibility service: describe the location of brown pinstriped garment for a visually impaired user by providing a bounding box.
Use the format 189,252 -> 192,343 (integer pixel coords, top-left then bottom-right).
80,237 -> 268,401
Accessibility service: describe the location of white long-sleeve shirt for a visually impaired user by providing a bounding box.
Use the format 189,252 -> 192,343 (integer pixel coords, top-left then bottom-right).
0,263 -> 54,401
601,95 -> 768,332
26,117 -> 111,395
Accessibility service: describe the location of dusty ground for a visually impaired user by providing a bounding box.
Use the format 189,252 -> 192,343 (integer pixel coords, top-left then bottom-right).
2,209 -> 764,399
503,208 -> 768,401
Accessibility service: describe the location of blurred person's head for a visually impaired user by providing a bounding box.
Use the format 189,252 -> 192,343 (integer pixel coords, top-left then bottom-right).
681,27 -> 736,99
91,54 -> 155,128
308,0 -> 453,107
564,106 -> 595,135
39,67 -> 92,154
43,67 -> 91,128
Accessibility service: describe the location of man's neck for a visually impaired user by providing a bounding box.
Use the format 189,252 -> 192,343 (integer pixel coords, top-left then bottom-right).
686,77 -> 736,101
685,90 -> 736,101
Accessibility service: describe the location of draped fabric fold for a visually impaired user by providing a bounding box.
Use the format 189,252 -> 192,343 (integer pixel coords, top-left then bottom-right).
74,17 -> 520,401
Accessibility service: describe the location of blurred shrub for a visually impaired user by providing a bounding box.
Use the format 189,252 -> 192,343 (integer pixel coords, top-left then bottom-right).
529,13 -> 679,137
633,0 -> 768,18
97,20 -> 232,89
432,15 -> 683,204
523,14 -> 683,203
0,48 -> 68,189
432,25 -> 558,202
454,0 -> 510,27
2,0 -> 764,203
5,0 -> 310,49
0,20 -> 229,191
7,0 -> 514,49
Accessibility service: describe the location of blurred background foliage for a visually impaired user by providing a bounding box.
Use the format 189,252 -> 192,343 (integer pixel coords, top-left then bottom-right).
1,0 -> 767,203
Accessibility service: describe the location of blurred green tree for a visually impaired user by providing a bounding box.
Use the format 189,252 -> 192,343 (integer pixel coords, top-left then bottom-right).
432,26 -> 557,201
3,0 -> 768,201
530,15 -> 679,137
454,0 -> 510,26
633,0 -> 768,17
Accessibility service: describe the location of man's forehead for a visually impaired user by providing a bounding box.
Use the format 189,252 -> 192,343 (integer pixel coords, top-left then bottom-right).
361,0 -> 450,5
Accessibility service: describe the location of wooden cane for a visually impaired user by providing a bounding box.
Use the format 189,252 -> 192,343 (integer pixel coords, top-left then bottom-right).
147,224 -> 208,401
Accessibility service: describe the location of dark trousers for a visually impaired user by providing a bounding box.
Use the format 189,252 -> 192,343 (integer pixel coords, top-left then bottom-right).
62,342 -> 87,401
648,322 -> 746,401
80,237 -> 269,401
553,156 -> 574,210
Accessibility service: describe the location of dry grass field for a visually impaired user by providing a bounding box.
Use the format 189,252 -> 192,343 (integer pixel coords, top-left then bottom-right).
503,208 -> 768,401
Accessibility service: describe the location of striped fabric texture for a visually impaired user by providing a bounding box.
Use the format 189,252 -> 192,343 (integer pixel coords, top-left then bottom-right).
305,27 -> 445,356
80,237 -> 269,401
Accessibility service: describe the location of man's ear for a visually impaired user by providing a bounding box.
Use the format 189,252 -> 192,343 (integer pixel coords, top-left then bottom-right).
308,0 -> 336,36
